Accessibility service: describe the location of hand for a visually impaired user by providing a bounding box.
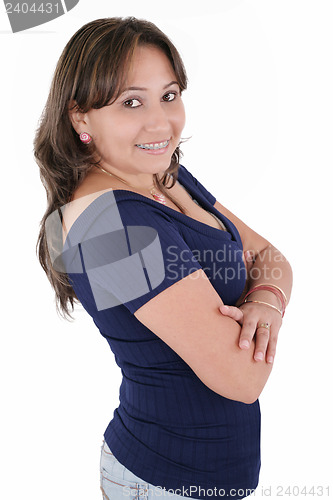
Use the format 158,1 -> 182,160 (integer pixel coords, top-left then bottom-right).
219,303 -> 282,364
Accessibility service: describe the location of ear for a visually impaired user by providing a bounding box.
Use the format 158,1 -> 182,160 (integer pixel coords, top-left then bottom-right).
68,99 -> 89,134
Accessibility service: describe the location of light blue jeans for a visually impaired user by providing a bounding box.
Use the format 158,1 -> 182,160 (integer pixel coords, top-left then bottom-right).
100,439 -> 200,499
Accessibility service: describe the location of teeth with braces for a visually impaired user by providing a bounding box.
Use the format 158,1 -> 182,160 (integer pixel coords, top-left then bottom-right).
136,140 -> 169,150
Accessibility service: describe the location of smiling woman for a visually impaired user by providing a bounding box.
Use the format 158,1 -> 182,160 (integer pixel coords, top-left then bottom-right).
68,45 -> 186,186
34,16 -> 292,500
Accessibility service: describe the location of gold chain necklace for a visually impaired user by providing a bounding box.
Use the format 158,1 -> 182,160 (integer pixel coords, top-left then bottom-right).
95,165 -> 167,205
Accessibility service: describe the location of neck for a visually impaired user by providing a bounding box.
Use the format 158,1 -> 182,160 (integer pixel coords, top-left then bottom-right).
95,164 -> 167,190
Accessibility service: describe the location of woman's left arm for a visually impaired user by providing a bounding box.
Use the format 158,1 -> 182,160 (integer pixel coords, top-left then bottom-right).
213,200 -> 293,364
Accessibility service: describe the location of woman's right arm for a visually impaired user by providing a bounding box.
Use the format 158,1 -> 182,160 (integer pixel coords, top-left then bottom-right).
134,268 -> 273,405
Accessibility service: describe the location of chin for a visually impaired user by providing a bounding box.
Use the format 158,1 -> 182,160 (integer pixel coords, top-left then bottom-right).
148,160 -> 172,174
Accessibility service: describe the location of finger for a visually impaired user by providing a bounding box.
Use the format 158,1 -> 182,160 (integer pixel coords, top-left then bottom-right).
219,305 -> 244,324
253,324 -> 271,362
265,328 -> 278,364
244,250 -> 255,272
238,319 -> 257,350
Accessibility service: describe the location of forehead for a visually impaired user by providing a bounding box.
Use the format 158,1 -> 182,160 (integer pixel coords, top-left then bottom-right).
124,45 -> 176,84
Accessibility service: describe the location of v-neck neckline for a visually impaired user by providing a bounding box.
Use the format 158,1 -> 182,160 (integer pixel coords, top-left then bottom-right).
106,168 -> 237,241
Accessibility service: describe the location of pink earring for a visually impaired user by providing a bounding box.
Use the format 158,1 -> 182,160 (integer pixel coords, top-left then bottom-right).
79,132 -> 92,144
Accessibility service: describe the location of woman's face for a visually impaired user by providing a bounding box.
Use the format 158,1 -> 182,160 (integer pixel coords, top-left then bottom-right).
82,44 -> 186,178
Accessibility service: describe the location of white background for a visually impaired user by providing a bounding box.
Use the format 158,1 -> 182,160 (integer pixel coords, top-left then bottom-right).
1,1 -> 332,498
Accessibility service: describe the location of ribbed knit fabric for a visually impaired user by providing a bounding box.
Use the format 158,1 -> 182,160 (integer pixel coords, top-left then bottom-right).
64,164 -> 261,499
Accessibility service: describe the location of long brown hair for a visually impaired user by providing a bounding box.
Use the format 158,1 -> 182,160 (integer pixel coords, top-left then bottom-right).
34,17 -> 189,318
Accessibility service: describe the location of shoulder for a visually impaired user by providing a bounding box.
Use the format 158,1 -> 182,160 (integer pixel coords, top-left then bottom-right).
177,163 -> 192,184
178,164 -> 217,206
62,189 -> 113,237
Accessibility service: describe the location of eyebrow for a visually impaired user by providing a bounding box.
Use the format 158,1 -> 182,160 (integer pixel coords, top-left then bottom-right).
120,80 -> 179,94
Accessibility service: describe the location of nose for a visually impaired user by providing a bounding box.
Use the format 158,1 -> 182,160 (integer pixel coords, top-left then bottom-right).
144,101 -> 170,134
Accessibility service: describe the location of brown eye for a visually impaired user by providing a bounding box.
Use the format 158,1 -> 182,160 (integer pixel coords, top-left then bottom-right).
123,98 -> 141,108
163,92 -> 177,102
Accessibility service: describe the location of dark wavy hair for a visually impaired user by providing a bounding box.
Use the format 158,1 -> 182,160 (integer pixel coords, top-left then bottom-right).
34,17 -> 189,318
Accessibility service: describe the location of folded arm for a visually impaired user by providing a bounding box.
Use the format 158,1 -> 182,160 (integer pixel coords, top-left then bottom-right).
214,200 -> 293,364
135,268 -> 273,405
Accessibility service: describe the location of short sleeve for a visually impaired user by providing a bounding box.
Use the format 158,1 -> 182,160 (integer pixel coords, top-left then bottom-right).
179,164 -> 217,206
62,192 -> 202,314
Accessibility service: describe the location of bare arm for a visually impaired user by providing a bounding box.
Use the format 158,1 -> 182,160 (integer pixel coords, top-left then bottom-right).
134,268 -> 272,405
213,200 -> 293,363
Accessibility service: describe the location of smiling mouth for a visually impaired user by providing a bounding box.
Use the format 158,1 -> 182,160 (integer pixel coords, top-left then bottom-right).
136,139 -> 170,150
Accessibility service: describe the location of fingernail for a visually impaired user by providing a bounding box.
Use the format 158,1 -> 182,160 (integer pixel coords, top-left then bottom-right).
255,352 -> 264,361
267,356 -> 274,364
245,250 -> 253,261
240,340 -> 250,349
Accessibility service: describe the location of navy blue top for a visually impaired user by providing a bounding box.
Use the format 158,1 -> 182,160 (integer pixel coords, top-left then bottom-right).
63,164 -> 260,499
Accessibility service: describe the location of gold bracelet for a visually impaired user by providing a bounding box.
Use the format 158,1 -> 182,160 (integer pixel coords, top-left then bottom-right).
240,299 -> 283,318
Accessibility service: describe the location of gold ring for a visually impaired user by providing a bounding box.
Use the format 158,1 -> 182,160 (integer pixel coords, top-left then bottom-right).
258,322 -> 270,330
